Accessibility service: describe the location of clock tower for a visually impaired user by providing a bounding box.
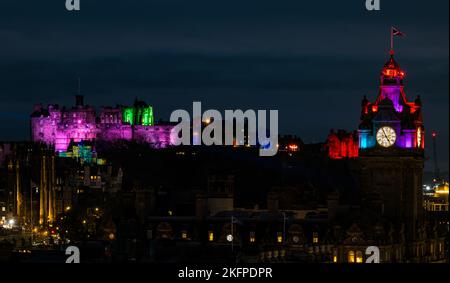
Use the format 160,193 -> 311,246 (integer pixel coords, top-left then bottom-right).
358,50 -> 425,248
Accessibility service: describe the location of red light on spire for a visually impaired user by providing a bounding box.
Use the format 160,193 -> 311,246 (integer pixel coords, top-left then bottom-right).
432,131 -> 437,138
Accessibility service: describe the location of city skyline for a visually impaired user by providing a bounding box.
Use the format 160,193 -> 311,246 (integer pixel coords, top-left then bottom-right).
0,0 -> 448,173
0,1 -> 448,266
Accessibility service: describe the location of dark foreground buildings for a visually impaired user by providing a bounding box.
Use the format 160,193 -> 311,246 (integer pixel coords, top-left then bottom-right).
0,50 -> 448,263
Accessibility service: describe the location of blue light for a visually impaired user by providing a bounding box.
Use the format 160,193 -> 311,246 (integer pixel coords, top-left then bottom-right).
360,135 -> 368,149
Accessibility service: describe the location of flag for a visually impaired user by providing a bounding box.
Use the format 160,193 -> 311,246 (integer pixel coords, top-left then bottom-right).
392,27 -> 405,37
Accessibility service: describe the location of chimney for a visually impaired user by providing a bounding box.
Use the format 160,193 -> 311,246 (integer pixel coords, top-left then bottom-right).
33,103 -> 43,112
75,95 -> 84,107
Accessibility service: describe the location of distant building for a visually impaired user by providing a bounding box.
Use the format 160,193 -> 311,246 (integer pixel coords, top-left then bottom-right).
424,182 -> 449,213
326,129 -> 359,159
31,96 -> 174,152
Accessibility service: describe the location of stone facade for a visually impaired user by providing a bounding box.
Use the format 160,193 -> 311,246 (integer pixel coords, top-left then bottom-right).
31,96 -> 174,152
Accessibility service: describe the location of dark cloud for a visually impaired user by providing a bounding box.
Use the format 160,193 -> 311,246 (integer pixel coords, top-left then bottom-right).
0,0 -> 448,170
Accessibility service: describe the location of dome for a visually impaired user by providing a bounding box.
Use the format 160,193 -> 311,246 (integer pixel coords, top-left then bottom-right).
378,97 -> 395,107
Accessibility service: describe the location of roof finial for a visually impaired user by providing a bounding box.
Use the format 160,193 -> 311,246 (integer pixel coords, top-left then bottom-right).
77,77 -> 81,95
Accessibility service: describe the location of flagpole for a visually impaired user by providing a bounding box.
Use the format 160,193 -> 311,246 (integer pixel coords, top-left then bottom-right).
390,26 -> 394,53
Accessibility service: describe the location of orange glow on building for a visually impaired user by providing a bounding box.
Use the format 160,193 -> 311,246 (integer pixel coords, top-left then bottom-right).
288,144 -> 298,151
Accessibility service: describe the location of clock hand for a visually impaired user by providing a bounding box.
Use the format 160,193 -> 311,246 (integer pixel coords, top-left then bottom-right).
382,128 -> 391,144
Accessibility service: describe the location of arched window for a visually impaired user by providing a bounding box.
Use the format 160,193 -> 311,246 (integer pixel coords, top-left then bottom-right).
347,250 -> 355,263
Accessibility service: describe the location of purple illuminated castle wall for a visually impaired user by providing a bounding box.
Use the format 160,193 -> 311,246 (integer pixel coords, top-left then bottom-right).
31,96 -> 175,152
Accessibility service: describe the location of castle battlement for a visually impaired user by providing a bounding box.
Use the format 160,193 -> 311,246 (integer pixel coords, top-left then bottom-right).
31,96 -> 174,152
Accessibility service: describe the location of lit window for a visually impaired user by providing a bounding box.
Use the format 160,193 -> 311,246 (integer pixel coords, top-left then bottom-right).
208,231 -> 214,242
333,249 -> 338,263
348,251 -> 355,263
250,232 -> 256,243
277,232 -> 283,243
1,207 -> 5,212
356,251 -> 363,263
181,231 -> 188,239
313,232 -> 319,244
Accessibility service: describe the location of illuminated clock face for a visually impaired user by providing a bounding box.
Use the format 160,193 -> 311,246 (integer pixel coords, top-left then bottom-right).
376,126 -> 396,147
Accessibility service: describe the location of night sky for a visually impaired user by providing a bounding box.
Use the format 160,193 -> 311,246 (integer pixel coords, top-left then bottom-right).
0,0 -> 448,171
